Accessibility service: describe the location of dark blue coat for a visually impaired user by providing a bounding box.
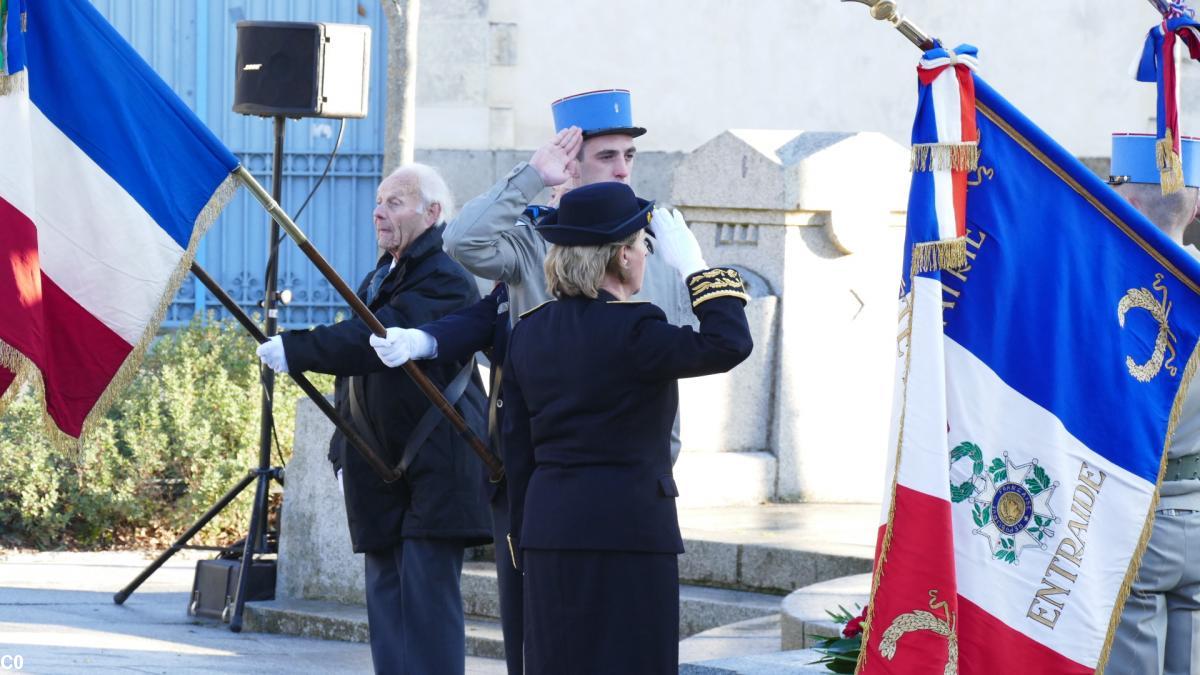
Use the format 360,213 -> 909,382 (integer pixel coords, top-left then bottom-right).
282,225 -> 492,553
503,289 -> 753,555
421,283 -> 510,503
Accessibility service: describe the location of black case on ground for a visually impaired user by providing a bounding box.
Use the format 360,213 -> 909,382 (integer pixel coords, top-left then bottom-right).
188,558 -> 277,622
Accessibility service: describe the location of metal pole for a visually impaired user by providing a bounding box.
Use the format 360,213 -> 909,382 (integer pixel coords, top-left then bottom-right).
190,262 -> 399,483
229,115 -> 287,634
840,0 -> 934,50
233,166 -> 504,482
112,471 -> 258,605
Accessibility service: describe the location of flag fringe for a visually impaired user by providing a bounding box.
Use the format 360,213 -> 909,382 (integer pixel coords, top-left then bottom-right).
911,238 -> 968,277
911,143 -> 980,173
0,341 -> 32,417
0,70 -> 27,97
76,172 -> 240,442
1156,132 -> 1186,196
1096,342 -> 1200,674
856,291 -> 918,673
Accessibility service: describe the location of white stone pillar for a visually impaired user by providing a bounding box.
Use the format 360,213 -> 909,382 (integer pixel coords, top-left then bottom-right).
672,130 -> 909,503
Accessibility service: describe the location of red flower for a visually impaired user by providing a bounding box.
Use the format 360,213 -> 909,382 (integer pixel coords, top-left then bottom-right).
842,605 -> 868,638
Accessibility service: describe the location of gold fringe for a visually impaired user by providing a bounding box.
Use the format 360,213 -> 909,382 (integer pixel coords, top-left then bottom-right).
1156,132 -> 1185,196
72,172 -> 240,443
910,143 -> 980,173
1095,339 -> 1200,674
0,342 -> 32,418
910,238 -> 968,277
856,291 -> 918,674
0,70 -> 27,97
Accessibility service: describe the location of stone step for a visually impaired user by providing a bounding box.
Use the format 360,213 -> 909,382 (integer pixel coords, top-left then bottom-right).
244,598 -> 506,660
461,562 -> 781,639
678,614 -> 781,666
470,535 -> 872,597
679,648 -> 830,674
779,572 -> 870,650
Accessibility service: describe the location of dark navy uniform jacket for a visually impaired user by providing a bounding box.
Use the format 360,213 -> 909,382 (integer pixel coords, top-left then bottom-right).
503,289 -> 752,555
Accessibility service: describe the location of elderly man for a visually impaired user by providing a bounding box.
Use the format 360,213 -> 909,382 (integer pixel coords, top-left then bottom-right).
1107,134 -> 1200,675
257,163 -> 491,675
368,90 -> 693,675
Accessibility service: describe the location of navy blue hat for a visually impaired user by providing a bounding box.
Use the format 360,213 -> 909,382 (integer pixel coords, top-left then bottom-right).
536,182 -> 654,245
551,89 -> 647,139
1111,132 -> 1200,188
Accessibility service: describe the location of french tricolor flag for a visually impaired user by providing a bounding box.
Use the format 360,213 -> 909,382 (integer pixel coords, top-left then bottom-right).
0,0 -> 239,438
861,47 -> 1200,673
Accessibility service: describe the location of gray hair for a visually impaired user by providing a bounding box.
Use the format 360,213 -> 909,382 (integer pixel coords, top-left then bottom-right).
387,162 -> 456,222
1114,183 -> 1200,232
544,231 -> 640,299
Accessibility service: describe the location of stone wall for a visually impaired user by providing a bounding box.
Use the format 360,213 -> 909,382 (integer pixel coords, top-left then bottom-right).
672,130 -> 909,503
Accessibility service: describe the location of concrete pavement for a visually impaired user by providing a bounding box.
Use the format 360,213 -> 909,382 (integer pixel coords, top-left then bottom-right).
0,550 -> 506,674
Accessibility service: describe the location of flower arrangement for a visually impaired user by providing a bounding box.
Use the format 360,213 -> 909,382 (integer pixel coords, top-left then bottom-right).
808,604 -> 867,673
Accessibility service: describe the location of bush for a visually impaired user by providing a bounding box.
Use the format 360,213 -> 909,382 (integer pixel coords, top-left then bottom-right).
0,316 -> 332,550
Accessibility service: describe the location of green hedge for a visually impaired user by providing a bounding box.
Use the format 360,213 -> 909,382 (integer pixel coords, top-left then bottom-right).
0,317 -> 332,550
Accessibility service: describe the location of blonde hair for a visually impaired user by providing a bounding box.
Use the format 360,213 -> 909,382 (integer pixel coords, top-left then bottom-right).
544,230 -> 641,298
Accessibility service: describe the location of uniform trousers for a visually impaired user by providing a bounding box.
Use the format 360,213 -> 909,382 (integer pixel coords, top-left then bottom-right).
1109,508 -> 1200,675
490,486 -> 524,675
364,537 -> 467,675
523,548 -> 679,675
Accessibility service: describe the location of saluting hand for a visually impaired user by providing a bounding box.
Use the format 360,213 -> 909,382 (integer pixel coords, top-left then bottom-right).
370,327 -> 437,368
651,208 -> 707,279
256,335 -> 289,373
529,126 -> 583,188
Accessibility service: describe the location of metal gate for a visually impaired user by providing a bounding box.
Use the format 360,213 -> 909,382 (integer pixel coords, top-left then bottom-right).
91,0 -> 390,328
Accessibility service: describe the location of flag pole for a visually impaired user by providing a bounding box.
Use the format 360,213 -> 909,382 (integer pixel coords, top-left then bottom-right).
189,262 -> 400,483
232,166 -> 505,483
841,0 -> 934,50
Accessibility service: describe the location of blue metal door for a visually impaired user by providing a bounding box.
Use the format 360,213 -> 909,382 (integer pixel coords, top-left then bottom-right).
90,0 -> 391,328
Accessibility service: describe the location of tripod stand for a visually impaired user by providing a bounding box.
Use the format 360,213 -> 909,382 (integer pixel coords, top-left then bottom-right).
116,116 -> 300,632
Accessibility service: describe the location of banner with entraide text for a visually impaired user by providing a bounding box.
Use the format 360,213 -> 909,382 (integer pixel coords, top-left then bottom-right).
861,44 -> 1200,675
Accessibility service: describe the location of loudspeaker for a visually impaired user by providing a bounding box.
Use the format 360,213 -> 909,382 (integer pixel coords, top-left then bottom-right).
233,21 -> 370,119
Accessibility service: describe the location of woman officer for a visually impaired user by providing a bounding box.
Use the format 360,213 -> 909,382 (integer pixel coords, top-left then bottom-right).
502,181 -> 753,674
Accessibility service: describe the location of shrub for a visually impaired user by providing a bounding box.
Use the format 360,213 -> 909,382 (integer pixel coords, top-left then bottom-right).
0,316 -> 332,550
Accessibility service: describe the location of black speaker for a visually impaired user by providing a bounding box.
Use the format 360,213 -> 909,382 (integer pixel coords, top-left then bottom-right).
233,21 -> 370,119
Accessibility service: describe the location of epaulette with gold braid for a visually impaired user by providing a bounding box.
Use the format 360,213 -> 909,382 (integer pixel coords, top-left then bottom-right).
518,299 -> 554,319
686,267 -> 750,308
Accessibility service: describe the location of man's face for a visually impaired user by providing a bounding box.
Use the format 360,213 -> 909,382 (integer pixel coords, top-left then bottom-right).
576,134 -> 637,185
373,172 -> 437,257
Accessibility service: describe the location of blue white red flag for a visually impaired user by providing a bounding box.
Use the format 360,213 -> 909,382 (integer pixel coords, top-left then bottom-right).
0,0 -> 239,438
860,45 -> 1200,674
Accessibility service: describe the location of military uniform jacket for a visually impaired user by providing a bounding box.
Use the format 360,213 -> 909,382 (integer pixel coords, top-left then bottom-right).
443,162 -> 696,329
282,226 -> 492,553
503,286 -> 752,555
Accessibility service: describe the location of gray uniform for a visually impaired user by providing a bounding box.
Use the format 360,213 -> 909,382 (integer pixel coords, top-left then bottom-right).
1109,246 -> 1200,675
444,162 -> 695,460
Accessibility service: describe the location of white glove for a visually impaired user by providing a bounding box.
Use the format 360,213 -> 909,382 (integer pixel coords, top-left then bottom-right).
256,335 -> 289,373
369,327 -> 437,368
336,468 -> 344,496
651,207 -> 707,280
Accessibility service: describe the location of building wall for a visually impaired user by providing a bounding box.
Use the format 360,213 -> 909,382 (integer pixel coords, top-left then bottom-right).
415,0 -> 1182,158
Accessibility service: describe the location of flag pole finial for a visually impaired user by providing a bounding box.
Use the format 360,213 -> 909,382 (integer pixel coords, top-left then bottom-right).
842,0 -> 935,50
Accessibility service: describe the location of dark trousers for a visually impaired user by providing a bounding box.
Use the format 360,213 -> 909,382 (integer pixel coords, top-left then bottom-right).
364,538 -> 467,675
523,549 -> 679,675
490,487 -> 524,675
